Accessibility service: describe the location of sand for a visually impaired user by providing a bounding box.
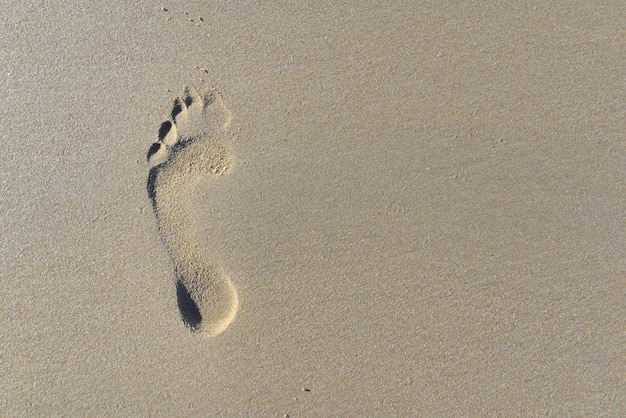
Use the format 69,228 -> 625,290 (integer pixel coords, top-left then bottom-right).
2,1 -> 625,416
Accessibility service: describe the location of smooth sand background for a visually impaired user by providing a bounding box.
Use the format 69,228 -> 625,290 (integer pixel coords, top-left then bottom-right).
2,1 -> 625,416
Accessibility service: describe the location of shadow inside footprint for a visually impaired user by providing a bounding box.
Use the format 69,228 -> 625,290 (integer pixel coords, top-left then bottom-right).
176,279 -> 202,330
147,86 -> 238,337
146,167 -> 158,211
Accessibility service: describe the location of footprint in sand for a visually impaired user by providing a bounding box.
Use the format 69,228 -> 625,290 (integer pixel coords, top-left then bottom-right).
146,86 -> 238,337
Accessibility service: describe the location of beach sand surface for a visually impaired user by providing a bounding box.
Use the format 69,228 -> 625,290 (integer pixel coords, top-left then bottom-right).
2,1 -> 625,415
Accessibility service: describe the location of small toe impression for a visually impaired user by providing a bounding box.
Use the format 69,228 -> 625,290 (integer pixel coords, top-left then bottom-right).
184,87 -> 203,117
172,97 -> 191,127
147,142 -> 169,168
158,121 -> 172,142
158,120 -> 179,146
171,97 -> 186,120
147,142 -> 162,162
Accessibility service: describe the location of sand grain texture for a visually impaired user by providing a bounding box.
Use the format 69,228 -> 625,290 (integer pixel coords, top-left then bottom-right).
2,1 -> 625,416
148,87 -> 238,336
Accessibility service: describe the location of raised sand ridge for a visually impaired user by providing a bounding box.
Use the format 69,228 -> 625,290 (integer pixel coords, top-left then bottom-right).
147,86 -> 238,336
